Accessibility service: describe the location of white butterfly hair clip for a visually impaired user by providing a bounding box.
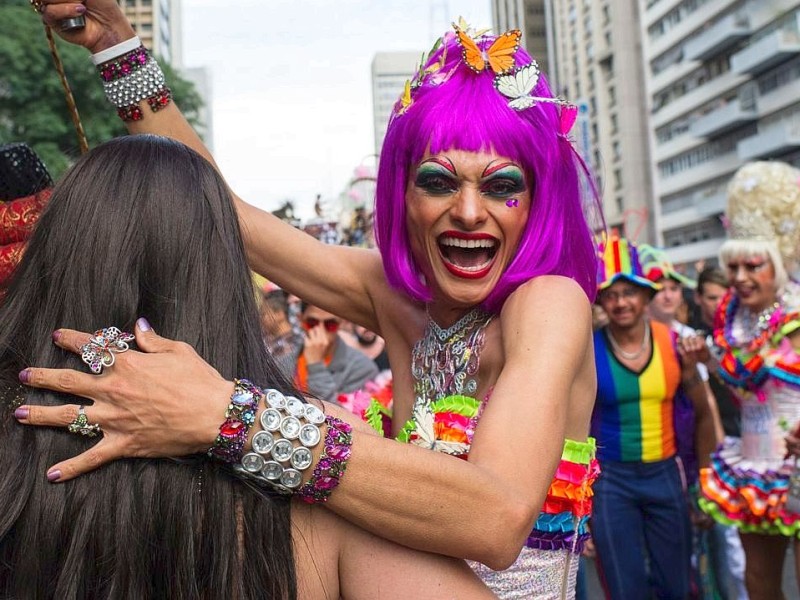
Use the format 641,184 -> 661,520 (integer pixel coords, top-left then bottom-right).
494,62 -> 578,136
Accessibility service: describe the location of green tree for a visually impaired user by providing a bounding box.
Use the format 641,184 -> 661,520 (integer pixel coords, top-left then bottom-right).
0,0 -> 203,178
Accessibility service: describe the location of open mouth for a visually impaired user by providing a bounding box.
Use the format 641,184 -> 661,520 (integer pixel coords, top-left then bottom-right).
736,286 -> 756,298
437,232 -> 498,279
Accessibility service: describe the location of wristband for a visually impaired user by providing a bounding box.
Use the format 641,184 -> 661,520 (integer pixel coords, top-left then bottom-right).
234,389 -> 326,492
91,36 -> 142,65
296,415 -> 353,504
207,379 -> 262,463
94,42 -> 172,122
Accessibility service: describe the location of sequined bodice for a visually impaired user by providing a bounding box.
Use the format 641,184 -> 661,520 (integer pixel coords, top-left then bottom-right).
736,380 -> 800,462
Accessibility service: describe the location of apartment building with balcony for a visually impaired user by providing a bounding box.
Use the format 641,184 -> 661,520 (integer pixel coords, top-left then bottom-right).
493,0 -> 551,75
551,0 -> 656,241
118,0 -> 182,66
643,0 -> 800,267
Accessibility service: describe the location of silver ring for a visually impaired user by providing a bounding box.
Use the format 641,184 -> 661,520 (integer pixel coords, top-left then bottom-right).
59,16 -> 86,31
80,326 -> 135,374
67,405 -> 101,437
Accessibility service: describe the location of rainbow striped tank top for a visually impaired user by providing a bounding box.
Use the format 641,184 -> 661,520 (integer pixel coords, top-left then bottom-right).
592,320 -> 681,462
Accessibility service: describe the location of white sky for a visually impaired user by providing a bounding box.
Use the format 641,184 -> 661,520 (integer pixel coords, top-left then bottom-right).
181,0 -> 492,218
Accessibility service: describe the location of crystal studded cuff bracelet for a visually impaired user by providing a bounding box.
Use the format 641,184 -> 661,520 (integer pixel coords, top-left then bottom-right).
207,378 -> 262,463
234,389 -> 326,492
296,415 -> 353,504
95,44 -> 172,122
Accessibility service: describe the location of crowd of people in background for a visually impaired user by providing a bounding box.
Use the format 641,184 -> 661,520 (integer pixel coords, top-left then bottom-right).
7,3 -> 800,598
261,158 -> 800,600
263,163 -> 800,600
258,220 -> 790,600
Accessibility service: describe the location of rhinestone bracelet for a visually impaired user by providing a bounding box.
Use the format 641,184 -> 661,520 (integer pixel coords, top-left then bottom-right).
296,415 -> 353,504
98,45 -> 149,82
234,389 -> 325,492
95,44 -> 172,122
102,57 -> 165,107
207,378 -> 262,463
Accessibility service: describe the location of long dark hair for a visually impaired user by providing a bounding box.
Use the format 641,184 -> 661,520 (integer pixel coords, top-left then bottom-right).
0,135 -> 296,599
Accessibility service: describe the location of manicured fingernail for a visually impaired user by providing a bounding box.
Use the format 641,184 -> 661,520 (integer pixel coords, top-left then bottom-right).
14,406 -> 29,420
47,470 -> 61,482
52,329 -> 62,343
18,369 -> 31,384
136,317 -> 151,332
75,5 -> 86,13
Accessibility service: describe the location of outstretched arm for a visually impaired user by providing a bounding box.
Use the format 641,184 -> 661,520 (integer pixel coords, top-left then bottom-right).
40,0 -> 384,331
18,278 -> 593,568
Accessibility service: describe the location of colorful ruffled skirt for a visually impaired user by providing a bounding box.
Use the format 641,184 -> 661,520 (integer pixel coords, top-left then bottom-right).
470,437 -> 600,599
699,437 -> 800,537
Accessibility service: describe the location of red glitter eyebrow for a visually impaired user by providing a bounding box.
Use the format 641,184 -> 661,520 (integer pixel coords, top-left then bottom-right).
482,161 -> 518,177
420,157 -> 457,174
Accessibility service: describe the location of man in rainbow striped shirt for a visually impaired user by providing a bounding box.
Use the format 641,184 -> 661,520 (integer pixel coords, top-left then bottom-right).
590,235 -> 720,599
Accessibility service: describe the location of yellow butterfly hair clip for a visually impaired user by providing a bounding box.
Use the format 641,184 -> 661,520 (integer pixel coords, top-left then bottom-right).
397,79 -> 413,115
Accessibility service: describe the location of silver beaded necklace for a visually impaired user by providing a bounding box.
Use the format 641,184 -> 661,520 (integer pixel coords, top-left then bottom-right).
411,307 -> 494,406
606,323 -> 651,361
736,300 -> 782,344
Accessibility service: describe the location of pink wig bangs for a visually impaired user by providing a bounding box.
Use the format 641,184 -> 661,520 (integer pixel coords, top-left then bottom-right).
374,33 -> 601,312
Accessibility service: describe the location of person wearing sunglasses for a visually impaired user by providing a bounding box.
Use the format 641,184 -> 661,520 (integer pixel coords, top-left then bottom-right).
22,3 -> 602,596
296,302 -> 379,403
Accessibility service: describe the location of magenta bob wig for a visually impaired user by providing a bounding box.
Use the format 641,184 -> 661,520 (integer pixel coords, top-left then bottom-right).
373,31 -> 602,312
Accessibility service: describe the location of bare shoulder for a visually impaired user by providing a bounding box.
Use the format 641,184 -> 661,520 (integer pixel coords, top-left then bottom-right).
502,276 -> 592,331
507,275 -> 590,307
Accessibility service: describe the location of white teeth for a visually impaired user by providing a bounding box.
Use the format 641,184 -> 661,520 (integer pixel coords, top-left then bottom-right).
456,259 -> 493,272
439,237 -> 496,249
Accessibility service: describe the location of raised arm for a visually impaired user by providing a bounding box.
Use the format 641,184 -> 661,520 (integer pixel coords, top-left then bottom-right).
40,0 -> 384,330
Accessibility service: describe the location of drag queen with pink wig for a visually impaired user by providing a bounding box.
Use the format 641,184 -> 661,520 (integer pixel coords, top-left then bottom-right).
23,3 -> 601,597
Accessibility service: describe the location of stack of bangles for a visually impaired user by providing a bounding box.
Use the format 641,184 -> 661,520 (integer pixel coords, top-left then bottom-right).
91,36 -> 172,122
208,379 -> 353,503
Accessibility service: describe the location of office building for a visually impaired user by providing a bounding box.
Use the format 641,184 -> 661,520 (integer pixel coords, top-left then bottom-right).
118,0 -> 182,66
371,51 -> 419,156
643,0 -> 800,266
493,0 -> 551,76
550,0 -> 656,241
182,66 -> 214,152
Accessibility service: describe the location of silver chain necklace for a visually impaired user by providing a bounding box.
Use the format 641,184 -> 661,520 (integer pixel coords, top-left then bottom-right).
411,307 -> 494,405
606,323 -> 651,361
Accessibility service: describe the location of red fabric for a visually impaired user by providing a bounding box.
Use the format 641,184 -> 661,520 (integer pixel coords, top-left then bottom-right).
0,189 -> 50,245
0,188 -> 51,289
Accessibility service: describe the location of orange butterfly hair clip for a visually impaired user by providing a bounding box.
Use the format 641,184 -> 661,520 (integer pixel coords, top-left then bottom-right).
454,25 -> 521,75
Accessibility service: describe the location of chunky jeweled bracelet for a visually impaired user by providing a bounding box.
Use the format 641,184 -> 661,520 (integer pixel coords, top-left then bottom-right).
234,389 -> 326,492
98,45 -> 149,82
207,379 -> 262,463
93,42 -> 172,122
296,415 -> 353,504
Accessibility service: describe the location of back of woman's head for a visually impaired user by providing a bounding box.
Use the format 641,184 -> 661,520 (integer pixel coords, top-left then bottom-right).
374,26 -> 602,311
0,135 -> 296,599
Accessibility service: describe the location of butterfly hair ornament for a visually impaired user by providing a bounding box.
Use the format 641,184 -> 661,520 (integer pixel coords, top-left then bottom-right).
391,20 -> 578,139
